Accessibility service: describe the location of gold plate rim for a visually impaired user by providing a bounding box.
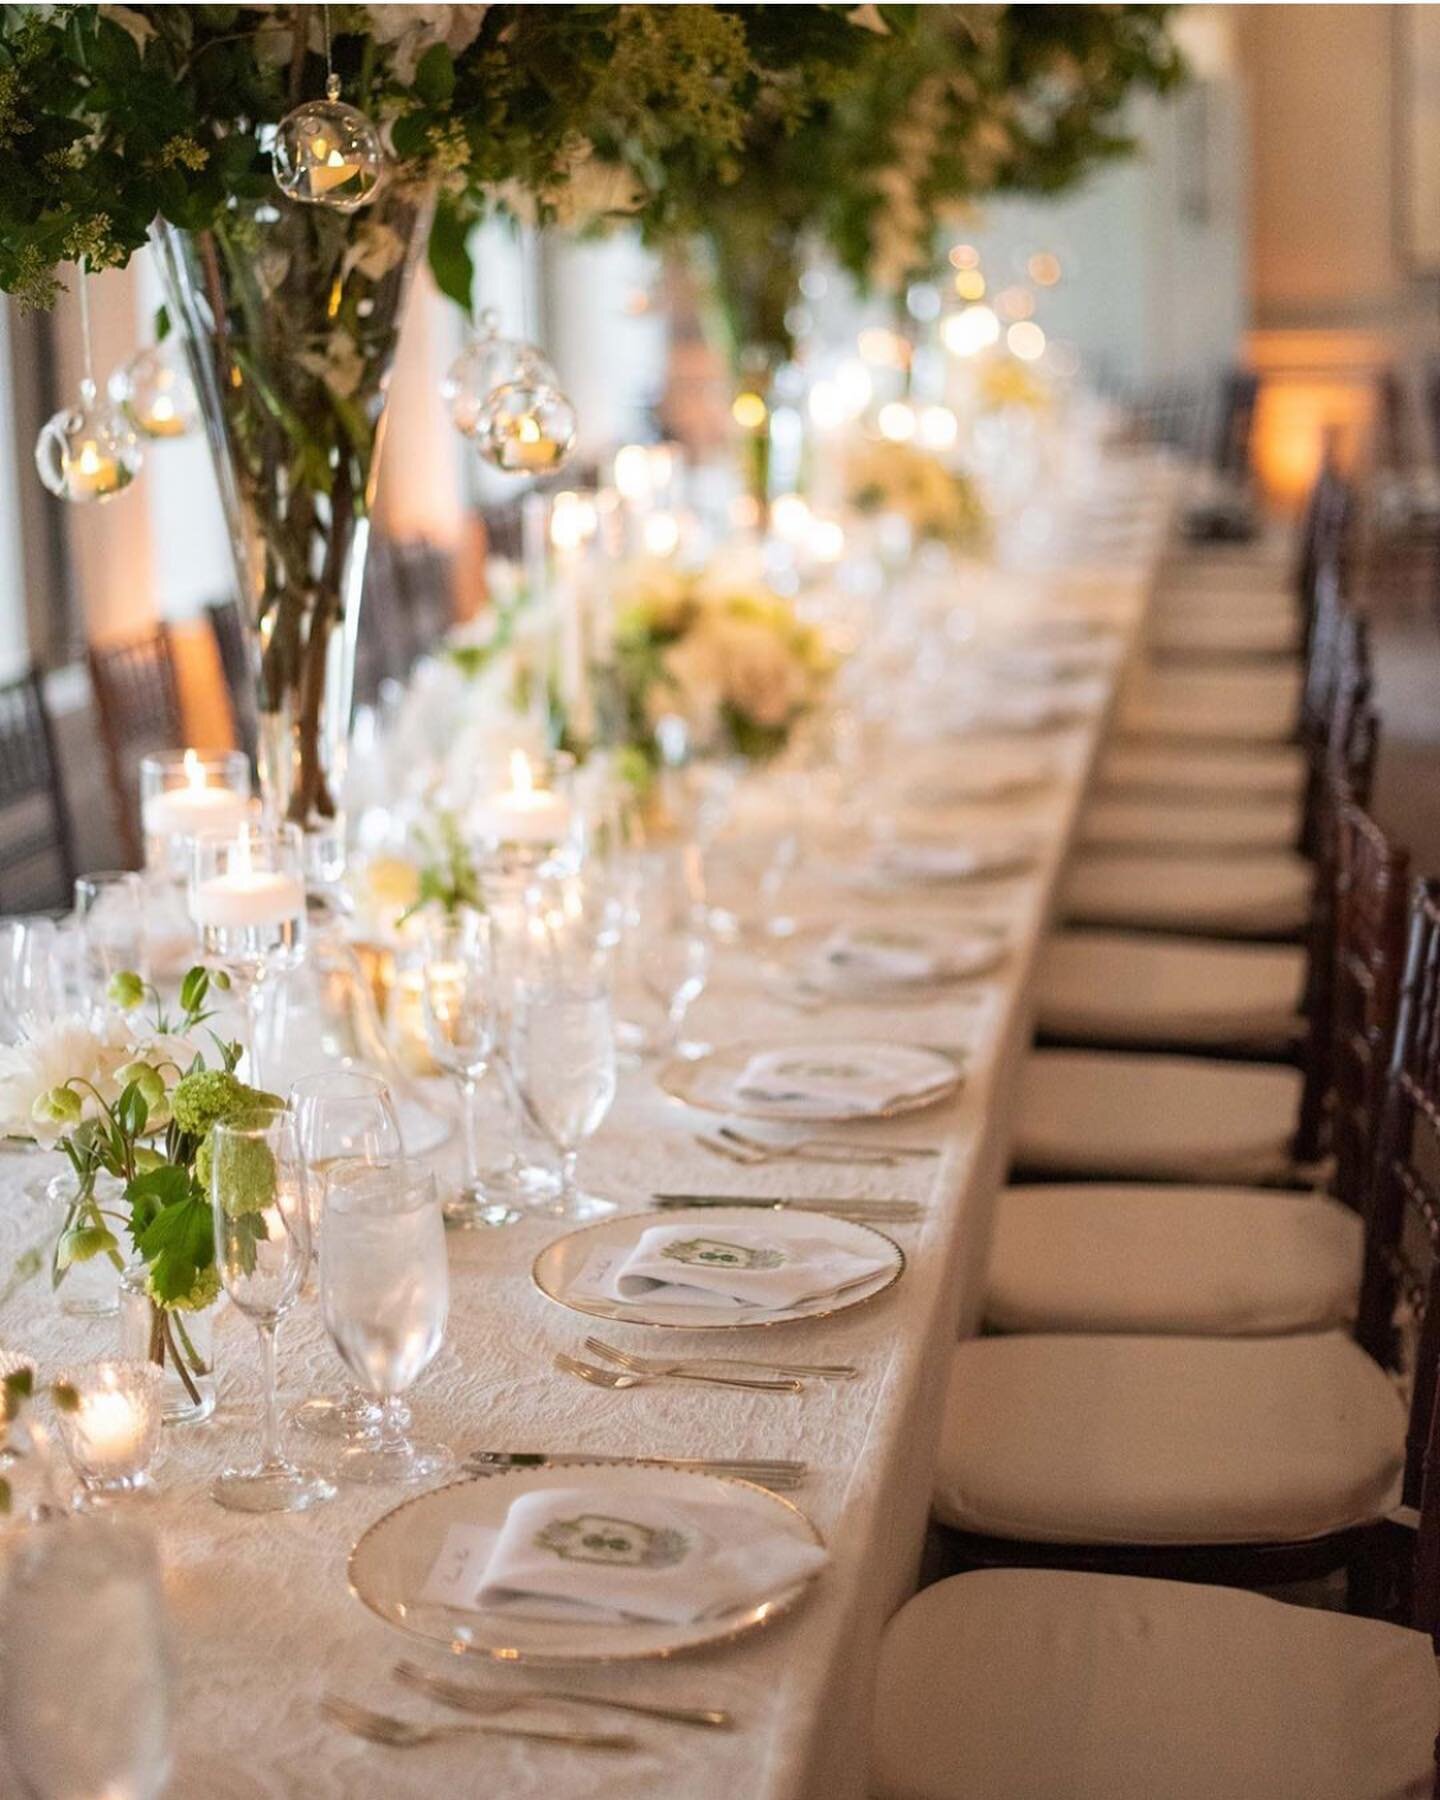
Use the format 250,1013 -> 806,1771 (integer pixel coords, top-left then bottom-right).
656,1037 -> 965,1123
347,1462 -> 825,1664
529,1204 -> 906,1332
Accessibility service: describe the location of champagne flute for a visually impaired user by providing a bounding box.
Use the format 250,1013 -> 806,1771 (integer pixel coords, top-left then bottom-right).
419,909 -> 521,1228
615,843 -> 712,1059
209,1108 -> 335,1513
321,1160 -> 451,1485
510,890 -> 618,1222
288,1070 -> 403,1443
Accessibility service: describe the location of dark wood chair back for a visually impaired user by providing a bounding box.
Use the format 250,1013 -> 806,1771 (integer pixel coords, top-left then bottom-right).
1329,803 -> 1411,1213
1376,367 -> 1414,475
88,625 -> 184,868
0,667 -> 76,914
1210,367 -> 1260,479
205,599 -> 258,772
1358,883 -> 1440,1510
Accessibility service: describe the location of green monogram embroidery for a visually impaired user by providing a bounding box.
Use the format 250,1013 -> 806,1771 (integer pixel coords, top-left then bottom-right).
661,1237 -> 785,1270
776,1057 -> 866,1081
535,1515 -> 690,1568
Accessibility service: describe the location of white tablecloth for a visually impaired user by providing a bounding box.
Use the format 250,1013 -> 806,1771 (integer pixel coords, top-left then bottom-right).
0,460 -> 1181,1800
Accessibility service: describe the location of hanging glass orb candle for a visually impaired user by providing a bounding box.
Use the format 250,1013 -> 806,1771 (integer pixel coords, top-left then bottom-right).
108,343 -> 198,441
35,380 -> 142,504
442,309 -> 557,439
474,351 -> 578,476
272,74 -> 385,213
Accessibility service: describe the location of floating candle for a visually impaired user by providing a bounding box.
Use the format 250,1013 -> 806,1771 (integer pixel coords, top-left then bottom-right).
143,751 -> 250,840
189,830 -> 304,929
470,750 -> 571,846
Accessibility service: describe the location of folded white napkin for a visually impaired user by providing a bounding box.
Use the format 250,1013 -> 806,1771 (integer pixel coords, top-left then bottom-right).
472,1486 -> 828,1624
734,1041 -> 952,1114
876,839 -> 1032,884
588,1219 -> 892,1310
816,925 -> 943,985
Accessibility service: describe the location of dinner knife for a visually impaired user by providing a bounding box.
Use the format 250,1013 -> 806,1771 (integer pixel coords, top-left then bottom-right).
463,1450 -> 807,1476
652,1193 -> 920,1213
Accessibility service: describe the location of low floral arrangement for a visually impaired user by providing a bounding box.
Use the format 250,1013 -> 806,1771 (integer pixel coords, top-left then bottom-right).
1,967 -> 278,1405
845,439 -> 990,552
601,560 -> 836,772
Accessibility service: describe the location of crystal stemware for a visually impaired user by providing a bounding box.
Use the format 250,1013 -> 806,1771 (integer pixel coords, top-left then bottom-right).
321,1160 -> 451,1485
209,1108 -> 335,1513
509,883 -> 618,1222
615,843 -> 712,1060
418,910 -> 521,1228
74,871 -> 148,994
0,1517 -> 172,1799
288,1070 -> 404,1443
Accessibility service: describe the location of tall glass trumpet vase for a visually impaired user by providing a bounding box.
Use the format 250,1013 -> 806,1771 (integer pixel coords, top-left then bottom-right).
209,1109 -> 335,1514
188,825 -> 306,1087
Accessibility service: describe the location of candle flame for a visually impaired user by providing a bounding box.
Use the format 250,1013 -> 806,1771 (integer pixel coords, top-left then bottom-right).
184,749 -> 205,790
509,749 -> 534,797
76,442 -> 104,475
233,829 -> 253,880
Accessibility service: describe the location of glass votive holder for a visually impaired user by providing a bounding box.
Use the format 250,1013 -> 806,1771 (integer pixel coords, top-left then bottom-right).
141,750 -> 253,883
469,748 -> 578,880
188,822 -> 307,977
53,1360 -> 163,1506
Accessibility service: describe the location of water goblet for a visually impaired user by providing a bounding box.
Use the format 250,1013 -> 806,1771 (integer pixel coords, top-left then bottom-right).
288,1070 -> 404,1442
419,910 -> 520,1228
0,1517 -> 172,1799
321,1160 -> 452,1485
209,1107 -> 335,1513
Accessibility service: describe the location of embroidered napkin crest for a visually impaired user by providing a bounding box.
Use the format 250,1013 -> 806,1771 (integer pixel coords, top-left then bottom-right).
536,1514 -> 690,1568
661,1237 -> 786,1270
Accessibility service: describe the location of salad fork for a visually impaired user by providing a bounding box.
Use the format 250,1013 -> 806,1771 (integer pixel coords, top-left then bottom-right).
320,1695 -> 635,1752
717,1126 -> 907,1165
393,1660 -> 735,1730
722,1126 -> 940,1161
555,1350 -> 802,1395
585,1335 -> 858,1382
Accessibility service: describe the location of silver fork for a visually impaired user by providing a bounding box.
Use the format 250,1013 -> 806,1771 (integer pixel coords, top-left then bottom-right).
320,1695 -> 635,1752
585,1335 -> 858,1382
718,1126 -> 905,1165
555,1350 -> 801,1395
697,1132 -> 898,1169
393,1660 -> 735,1730
722,1126 -> 940,1161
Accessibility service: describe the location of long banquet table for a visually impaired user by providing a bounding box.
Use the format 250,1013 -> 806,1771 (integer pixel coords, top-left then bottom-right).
1,455 -> 1185,1799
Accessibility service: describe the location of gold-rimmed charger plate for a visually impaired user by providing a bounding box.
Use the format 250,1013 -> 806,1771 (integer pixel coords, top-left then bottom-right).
773,921 -> 1006,1004
658,1038 -> 964,1122
348,1462 -> 824,1663
531,1205 -> 905,1330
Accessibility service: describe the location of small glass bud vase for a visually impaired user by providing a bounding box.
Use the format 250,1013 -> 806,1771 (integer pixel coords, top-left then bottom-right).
118,1269 -> 217,1426
53,1360 -> 163,1507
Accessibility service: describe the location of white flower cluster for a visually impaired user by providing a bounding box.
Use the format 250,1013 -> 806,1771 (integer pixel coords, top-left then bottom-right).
0,1009 -> 202,1146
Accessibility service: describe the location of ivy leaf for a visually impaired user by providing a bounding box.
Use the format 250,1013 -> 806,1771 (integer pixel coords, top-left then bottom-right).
427,194 -> 474,316
134,1192 -> 213,1307
414,42 -> 456,106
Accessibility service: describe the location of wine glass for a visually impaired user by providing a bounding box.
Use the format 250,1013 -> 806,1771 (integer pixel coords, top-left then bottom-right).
320,1159 -> 451,1485
615,843 -> 712,1059
208,1107 -> 335,1513
509,889 -> 618,1221
418,910 -> 521,1228
0,916 -> 62,1038
75,871 -> 148,995
288,1070 -> 403,1443
0,1518 -> 172,1799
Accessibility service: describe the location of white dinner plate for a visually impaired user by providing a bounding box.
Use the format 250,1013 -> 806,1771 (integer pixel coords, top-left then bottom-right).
780,921 -> 1006,1000
659,1038 -> 964,1122
859,836 -> 1037,888
349,1463 -> 824,1662
531,1205 -> 905,1329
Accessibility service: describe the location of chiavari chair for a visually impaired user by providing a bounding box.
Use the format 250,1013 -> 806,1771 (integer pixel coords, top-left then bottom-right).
0,667 -> 76,915
88,625 -> 184,868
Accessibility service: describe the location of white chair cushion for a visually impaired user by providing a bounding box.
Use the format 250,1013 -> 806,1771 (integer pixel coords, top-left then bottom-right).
935,1332 -> 1404,1543
1148,607 -> 1300,657
1100,739 -> 1305,798
871,1568 -> 1438,1800
1063,850 -> 1312,935
1036,930 -> 1305,1045
1080,792 -> 1300,852
1014,1048 -> 1302,1181
986,1184 -> 1361,1335
1120,666 -> 1301,743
